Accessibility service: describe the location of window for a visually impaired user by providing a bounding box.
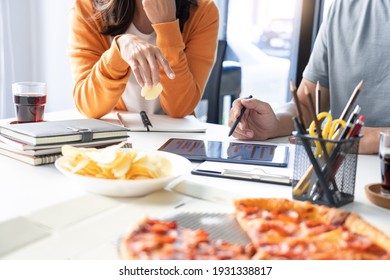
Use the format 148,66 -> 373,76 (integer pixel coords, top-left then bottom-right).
222,0 -> 335,116
226,0 -> 298,109
0,0 -> 74,119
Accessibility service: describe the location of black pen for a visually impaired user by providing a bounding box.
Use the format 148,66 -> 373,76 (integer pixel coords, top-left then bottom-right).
140,111 -> 152,131
315,81 -> 321,115
228,95 -> 253,137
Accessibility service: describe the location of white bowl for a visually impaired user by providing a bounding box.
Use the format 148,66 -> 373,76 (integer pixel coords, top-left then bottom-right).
55,150 -> 192,197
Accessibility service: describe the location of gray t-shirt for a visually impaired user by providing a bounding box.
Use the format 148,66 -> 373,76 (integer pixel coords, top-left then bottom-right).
303,0 -> 390,127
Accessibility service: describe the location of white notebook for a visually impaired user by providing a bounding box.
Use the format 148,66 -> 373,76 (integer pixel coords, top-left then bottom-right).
106,112 -> 207,133
0,118 -> 129,145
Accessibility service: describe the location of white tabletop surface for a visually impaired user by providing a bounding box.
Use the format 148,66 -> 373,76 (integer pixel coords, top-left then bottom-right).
0,110 -> 388,259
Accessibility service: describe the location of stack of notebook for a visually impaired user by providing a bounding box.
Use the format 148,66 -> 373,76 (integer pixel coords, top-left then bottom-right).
0,119 -> 131,165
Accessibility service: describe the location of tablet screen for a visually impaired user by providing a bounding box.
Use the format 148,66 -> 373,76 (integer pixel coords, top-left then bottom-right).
158,138 -> 289,167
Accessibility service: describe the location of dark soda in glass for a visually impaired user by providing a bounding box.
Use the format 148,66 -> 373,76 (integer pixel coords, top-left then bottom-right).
14,93 -> 46,123
379,153 -> 390,197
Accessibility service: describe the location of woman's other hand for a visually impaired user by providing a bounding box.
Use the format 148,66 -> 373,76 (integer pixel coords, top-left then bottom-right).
117,34 -> 175,88
142,0 -> 176,24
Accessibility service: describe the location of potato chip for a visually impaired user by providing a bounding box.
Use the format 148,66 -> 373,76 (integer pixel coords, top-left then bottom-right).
60,143 -> 172,181
141,83 -> 163,100
110,154 -> 132,179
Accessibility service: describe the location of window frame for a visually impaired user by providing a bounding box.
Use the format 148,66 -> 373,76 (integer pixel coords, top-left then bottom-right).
287,0 -> 326,100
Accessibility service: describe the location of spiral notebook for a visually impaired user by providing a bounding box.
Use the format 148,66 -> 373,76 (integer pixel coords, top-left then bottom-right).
0,148 -> 62,166
109,112 -> 207,133
0,142 -> 132,166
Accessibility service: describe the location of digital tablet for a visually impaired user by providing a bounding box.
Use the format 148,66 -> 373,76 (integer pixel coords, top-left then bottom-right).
158,138 -> 289,167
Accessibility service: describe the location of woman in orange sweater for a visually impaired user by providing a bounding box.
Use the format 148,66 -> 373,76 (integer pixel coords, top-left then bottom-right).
68,0 -> 219,119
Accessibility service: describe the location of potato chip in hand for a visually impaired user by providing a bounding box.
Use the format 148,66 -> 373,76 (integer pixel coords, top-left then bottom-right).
141,83 -> 163,100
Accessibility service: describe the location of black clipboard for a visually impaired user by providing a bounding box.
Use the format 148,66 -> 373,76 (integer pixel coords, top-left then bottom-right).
191,161 -> 292,185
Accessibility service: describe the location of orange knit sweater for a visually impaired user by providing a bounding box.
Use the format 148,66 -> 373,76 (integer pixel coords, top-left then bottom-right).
68,0 -> 219,118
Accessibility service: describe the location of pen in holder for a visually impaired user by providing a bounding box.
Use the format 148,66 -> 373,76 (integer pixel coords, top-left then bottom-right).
292,133 -> 361,207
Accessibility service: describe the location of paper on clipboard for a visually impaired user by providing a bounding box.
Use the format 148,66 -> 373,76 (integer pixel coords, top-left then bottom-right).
192,161 -> 292,185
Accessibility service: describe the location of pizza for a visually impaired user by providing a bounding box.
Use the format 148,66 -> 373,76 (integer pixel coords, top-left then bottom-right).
119,198 -> 390,260
119,218 -> 255,260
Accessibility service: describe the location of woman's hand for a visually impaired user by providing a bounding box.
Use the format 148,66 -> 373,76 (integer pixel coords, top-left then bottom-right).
228,98 -> 280,140
117,34 -> 175,88
142,0 -> 176,24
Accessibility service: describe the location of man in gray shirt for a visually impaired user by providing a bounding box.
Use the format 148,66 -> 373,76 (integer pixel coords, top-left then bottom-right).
228,0 -> 390,154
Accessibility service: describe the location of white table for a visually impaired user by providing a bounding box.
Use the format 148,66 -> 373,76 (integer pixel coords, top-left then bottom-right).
0,110 -> 388,259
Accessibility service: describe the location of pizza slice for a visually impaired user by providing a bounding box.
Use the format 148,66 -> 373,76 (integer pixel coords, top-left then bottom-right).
119,218 -> 255,260
234,198 -> 390,260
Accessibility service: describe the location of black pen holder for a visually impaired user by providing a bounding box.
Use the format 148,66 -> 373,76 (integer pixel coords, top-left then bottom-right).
292,134 -> 361,207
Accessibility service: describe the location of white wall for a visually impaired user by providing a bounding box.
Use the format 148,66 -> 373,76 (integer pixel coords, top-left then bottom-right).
3,0 -> 74,118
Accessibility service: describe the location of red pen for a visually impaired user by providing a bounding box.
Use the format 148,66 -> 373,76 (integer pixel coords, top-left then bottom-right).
348,115 -> 365,138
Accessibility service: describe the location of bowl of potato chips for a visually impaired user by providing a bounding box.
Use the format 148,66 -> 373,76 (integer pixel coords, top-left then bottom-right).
55,143 -> 192,197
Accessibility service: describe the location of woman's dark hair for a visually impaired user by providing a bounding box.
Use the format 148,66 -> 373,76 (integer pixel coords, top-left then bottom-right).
93,0 -> 198,36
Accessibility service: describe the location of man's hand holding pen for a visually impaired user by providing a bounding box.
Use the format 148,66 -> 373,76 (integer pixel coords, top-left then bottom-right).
228,95 -> 252,137
228,97 -> 281,140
